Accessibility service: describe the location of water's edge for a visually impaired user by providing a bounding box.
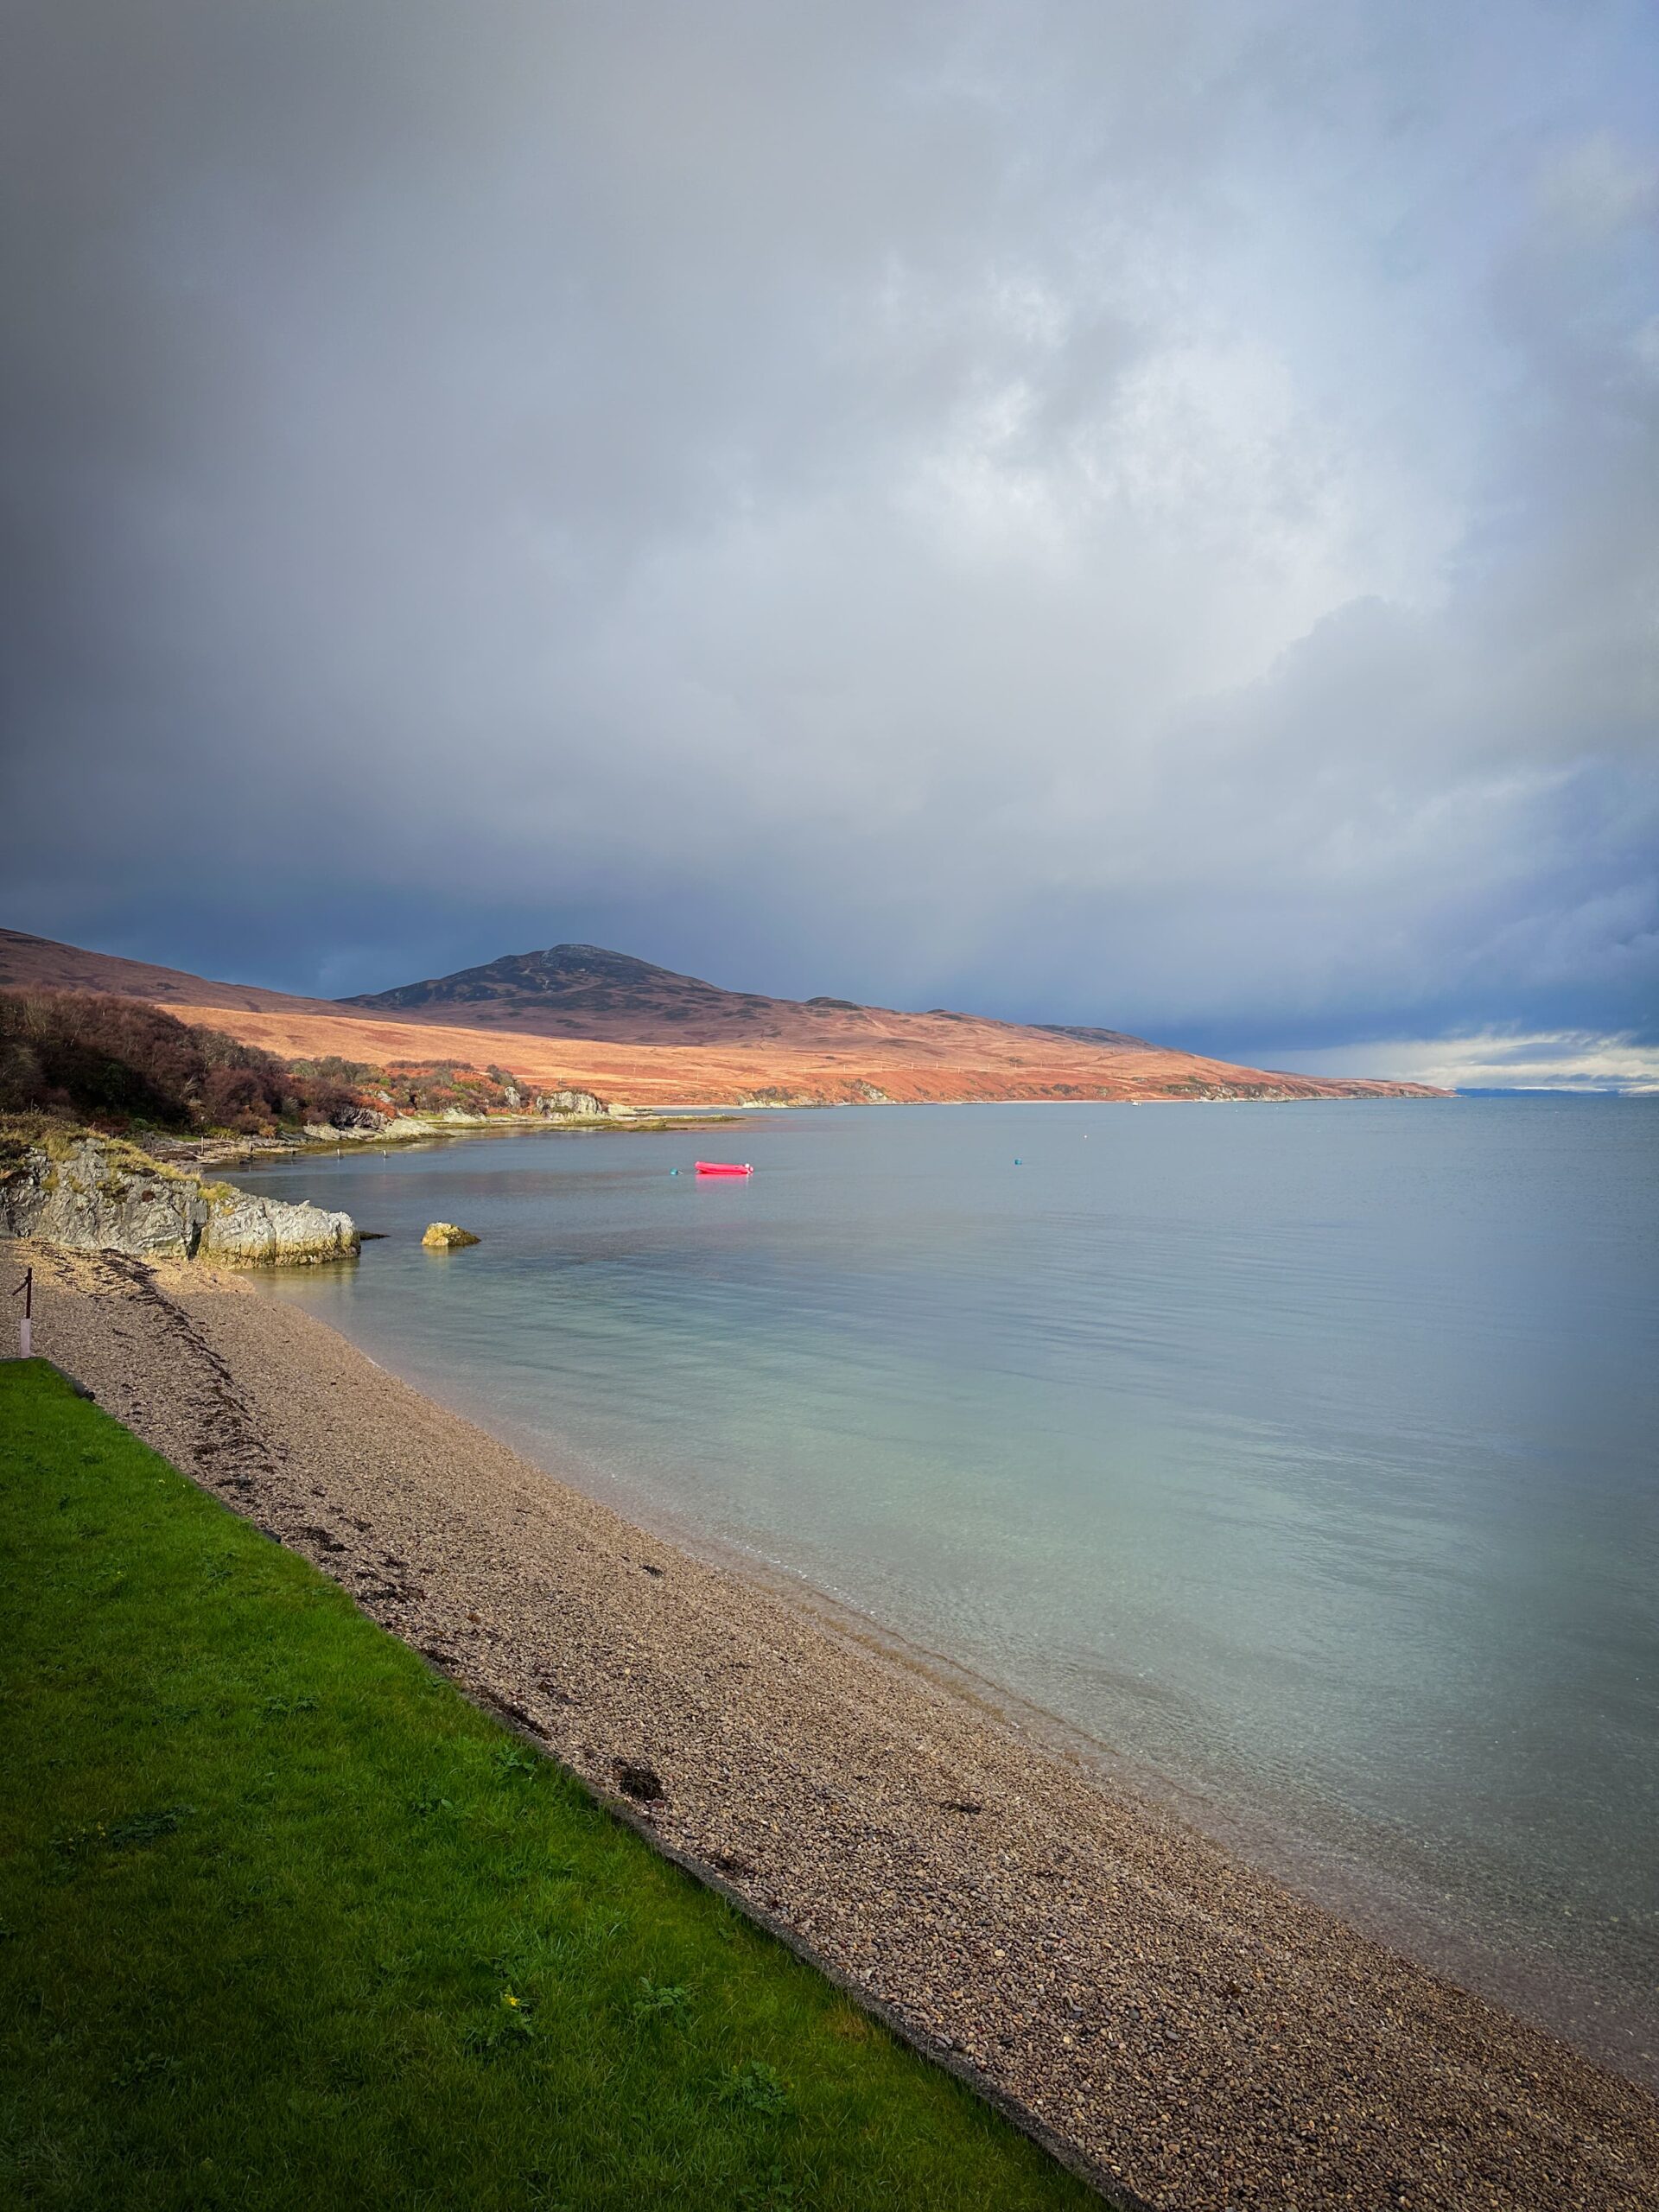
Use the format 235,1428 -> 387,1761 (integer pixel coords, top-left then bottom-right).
239,1099 -> 1659,2091
327,1319 -> 1656,2091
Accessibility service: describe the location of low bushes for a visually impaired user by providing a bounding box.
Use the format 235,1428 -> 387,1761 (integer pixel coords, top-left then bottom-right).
0,990 -> 357,1135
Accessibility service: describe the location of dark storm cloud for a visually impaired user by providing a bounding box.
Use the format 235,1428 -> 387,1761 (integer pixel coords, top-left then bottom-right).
2,2 -> 1656,1067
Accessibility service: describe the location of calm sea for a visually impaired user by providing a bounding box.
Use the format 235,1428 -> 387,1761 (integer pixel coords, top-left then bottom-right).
238,1097 -> 1658,2081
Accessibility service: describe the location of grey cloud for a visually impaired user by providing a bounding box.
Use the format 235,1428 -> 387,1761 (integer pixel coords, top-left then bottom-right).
1,1 -> 1654,1053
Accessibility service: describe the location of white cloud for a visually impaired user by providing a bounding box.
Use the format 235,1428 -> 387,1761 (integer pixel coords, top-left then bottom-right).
1272,1032 -> 1659,1094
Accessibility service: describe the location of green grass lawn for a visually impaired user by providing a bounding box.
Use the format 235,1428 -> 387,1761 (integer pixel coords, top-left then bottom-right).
0,1360 -> 1096,2210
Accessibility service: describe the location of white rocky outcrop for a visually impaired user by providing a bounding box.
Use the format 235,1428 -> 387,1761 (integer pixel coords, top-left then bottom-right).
1,1135 -> 358,1265
537,1087 -> 608,1117
302,1109 -> 392,1142
199,1188 -> 359,1264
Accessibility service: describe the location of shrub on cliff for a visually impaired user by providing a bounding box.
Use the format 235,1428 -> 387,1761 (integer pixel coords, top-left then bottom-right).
380,1060 -> 518,1115
0,990 -> 200,1125
286,1054 -> 523,1117
0,989 -> 358,1135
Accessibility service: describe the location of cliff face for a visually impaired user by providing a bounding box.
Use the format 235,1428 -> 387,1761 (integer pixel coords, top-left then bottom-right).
1,1136 -> 358,1265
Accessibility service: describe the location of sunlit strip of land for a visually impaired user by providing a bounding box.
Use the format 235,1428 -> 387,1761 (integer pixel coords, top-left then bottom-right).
154,1001 -> 1440,1108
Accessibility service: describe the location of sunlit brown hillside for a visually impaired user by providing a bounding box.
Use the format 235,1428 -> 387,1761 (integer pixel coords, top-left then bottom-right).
0,928 -> 1446,1107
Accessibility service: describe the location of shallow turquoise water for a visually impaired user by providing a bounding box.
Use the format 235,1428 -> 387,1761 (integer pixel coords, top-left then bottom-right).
240,1097 -> 1658,2075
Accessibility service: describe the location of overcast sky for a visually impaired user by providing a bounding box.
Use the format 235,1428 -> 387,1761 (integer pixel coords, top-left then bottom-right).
2,1 -> 1655,1077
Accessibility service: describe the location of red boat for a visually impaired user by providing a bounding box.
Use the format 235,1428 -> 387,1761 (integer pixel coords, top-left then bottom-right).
695,1160 -> 753,1177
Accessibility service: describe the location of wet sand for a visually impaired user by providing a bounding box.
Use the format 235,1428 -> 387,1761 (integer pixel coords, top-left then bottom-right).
10,1236 -> 1657,2210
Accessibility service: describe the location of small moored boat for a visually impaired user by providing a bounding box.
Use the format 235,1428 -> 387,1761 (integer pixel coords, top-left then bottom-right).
695,1160 -> 753,1177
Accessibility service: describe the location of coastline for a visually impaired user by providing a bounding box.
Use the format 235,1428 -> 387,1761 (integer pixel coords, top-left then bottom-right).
130,1106 -> 740,1173
9,1235 -> 1656,2211
143,1084 -> 1449,1173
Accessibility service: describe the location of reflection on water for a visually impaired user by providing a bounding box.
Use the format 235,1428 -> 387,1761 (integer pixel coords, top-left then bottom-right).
241,1097 -> 1659,2078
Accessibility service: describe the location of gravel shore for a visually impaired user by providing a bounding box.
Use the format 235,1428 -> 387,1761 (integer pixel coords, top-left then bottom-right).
10,1237 -> 1656,2210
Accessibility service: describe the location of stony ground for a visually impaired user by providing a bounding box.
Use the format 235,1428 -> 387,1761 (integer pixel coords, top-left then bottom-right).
10,1237 -> 1657,2211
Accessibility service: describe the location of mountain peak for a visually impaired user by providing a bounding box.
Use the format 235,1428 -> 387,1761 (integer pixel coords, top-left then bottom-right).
340,941 -> 780,1033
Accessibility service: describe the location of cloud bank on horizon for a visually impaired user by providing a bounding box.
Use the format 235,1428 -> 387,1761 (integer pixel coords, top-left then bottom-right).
2,1 -> 1655,1081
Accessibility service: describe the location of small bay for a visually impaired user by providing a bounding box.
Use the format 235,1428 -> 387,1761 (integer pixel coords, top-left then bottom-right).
240,1096 -> 1659,2081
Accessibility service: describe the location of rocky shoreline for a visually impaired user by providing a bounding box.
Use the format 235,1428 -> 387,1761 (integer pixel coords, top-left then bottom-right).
0,1133 -> 358,1264
0,1111 -> 741,1266
7,1237 -> 1656,2210
129,1104 -> 733,1173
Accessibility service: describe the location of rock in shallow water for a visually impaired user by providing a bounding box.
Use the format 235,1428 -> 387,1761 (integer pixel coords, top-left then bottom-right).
421,1221 -> 480,1249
